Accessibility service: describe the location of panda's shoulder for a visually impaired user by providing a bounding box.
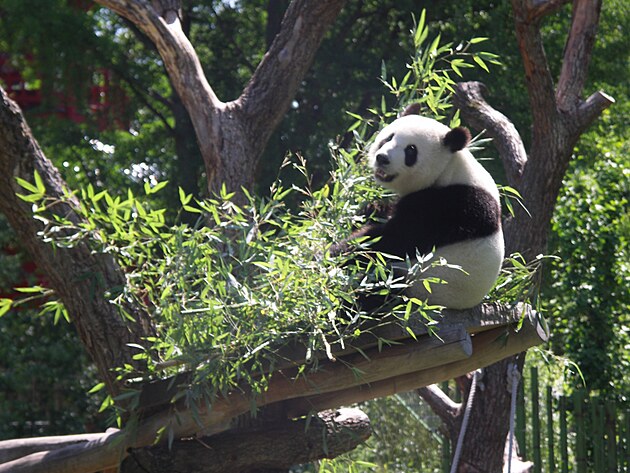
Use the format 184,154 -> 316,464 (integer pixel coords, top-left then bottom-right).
395,185 -> 500,219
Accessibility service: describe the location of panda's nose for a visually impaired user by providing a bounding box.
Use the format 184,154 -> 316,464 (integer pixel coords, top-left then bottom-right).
376,154 -> 390,166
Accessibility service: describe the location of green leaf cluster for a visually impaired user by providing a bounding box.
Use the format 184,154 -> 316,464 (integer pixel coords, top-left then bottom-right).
346,9 -> 500,136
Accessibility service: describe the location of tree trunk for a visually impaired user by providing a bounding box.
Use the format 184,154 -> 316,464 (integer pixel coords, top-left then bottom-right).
0,89 -> 154,396
432,0 -> 614,470
420,356 -> 526,472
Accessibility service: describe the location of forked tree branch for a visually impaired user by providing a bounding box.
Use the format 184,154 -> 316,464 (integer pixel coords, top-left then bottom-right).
94,0 -> 223,180
453,82 -> 528,186
94,0 -> 347,194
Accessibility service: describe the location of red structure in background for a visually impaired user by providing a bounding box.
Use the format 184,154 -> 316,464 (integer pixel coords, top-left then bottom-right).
0,0 -> 129,297
0,53 -> 130,130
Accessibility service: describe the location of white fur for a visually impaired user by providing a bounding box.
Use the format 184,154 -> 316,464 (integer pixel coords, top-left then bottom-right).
369,115 -> 504,309
399,232 -> 505,309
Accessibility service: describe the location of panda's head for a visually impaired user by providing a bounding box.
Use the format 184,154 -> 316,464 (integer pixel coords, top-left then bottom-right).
368,106 -> 471,196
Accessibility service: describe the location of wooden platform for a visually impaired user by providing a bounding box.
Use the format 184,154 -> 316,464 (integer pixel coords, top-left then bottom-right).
0,303 -> 548,473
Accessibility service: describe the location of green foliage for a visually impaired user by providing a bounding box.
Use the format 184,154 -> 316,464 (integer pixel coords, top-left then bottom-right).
0,309 -> 103,439
347,11 -> 499,133
546,128 -> 629,397
0,217 -> 102,440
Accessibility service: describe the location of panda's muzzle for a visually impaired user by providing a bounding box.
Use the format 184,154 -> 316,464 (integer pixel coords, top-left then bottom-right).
374,168 -> 397,183
374,154 -> 397,183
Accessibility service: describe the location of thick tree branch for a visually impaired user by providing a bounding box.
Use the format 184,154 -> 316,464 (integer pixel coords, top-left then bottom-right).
506,0 -> 614,257
94,0 -> 224,184
526,0 -> 570,21
556,0 -> 603,113
511,0 -> 559,134
0,89 -> 152,396
576,90 -> 615,131
417,385 -> 460,430
0,432 -> 118,465
121,408 -> 371,473
453,81 -> 528,185
0,410 -> 370,473
237,0 -> 347,146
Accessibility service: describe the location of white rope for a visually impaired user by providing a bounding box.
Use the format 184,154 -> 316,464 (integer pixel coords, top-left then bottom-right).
450,370 -> 480,473
507,363 -> 521,473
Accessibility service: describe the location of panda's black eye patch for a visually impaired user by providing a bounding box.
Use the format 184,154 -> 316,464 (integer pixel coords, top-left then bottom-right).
404,144 -> 418,166
377,133 -> 395,150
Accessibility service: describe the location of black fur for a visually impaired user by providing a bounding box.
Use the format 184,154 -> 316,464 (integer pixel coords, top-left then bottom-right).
333,185 -> 500,262
404,145 -> 418,166
365,185 -> 499,256
401,103 -> 422,116
443,127 -> 471,152
332,185 -> 500,314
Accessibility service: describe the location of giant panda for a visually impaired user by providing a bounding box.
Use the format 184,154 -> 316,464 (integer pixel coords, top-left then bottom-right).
334,105 -> 504,311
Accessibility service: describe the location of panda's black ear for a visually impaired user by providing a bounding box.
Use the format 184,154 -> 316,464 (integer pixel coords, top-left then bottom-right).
400,103 -> 422,117
443,127 -> 471,152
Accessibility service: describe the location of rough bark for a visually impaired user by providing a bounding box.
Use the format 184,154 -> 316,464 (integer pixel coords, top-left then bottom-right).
434,0 -> 614,471
120,408 -> 371,473
0,88 -> 153,396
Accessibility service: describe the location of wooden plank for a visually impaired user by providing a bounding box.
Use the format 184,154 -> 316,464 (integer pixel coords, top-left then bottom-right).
2,304 -> 544,473
531,367 -> 541,473
0,327 -> 472,473
0,433 -> 115,465
546,385 -> 555,473
284,314 -> 548,416
140,302 -> 531,411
